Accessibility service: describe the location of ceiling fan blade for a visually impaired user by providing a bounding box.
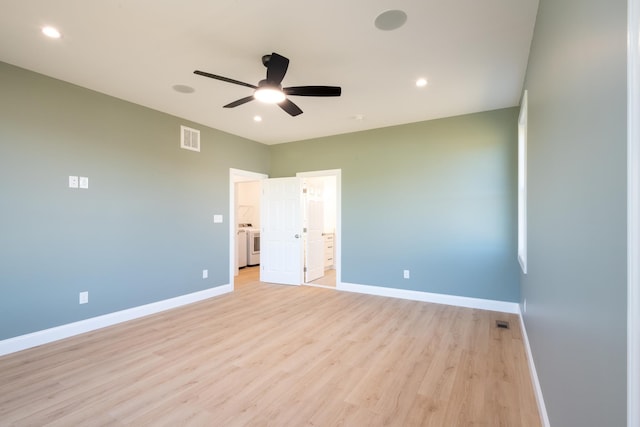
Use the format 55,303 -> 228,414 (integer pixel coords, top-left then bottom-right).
266,53 -> 289,85
194,70 -> 257,89
224,95 -> 255,108
279,98 -> 303,116
284,86 -> 342,97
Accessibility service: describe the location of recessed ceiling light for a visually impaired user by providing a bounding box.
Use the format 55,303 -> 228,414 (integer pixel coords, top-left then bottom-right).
374,10 -> 408,31
172,84 -> 195,94
416,78 -> 428,88
42,26 -> 61,39
253,115 -> 263,122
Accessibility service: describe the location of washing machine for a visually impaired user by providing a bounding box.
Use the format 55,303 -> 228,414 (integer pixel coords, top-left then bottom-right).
247,227 -> 260,266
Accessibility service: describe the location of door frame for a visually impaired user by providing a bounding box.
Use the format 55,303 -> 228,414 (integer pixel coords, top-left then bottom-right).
229,168 -> 268,289
296,169 -> 342,288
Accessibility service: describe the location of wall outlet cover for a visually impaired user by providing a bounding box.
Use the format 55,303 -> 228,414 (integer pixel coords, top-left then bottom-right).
403,270 -> 410,279
79,291 -> 88,304
69,176 -> 79,188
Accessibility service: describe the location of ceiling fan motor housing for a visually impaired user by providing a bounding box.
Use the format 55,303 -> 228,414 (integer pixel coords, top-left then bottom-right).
193,52 -> 341,116
258,79 -> 281,90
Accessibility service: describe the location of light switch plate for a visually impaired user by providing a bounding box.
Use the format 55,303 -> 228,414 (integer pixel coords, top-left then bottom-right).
79,176 -> 89,189
202,269 -> 208,279
69,176 -> 79,188
213,214 -> 223,223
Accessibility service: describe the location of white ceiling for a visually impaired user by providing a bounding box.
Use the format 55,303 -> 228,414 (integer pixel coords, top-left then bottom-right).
0,0 -> 539,145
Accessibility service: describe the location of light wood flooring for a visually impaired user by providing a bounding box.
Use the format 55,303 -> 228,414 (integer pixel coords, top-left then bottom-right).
308,268 -> 336,287
0,269 -> 541,426
244,265 -> 336,287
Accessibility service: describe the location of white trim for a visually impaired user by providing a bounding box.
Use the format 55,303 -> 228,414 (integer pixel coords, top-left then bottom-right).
0,284 -> 232,357
518,90 -> 529,274
628,0 -> 640,425
229,168 -> 268,288
337,282 -> 520,314
519,314 -> 551,427
296,169 -> 342,287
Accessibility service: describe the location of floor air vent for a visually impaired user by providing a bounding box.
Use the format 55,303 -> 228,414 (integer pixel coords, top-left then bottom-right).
496,320 -> 510,329
180,125 -> 200,152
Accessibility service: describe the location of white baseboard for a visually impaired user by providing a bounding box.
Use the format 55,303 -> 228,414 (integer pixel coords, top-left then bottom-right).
337,282 -> 520,314
519,314 -> 551,427
0,284 -> 233,357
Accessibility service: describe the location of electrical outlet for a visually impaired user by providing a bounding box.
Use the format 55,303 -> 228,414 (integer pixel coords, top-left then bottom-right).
403,270 -> 410,279
202,269 -> 208,279
69,176 -> 79,188
79,176 -> 89,189
79,291 -> 88,304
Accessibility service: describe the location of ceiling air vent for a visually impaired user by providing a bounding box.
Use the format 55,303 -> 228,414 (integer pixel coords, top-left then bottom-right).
180,125 -> 200,152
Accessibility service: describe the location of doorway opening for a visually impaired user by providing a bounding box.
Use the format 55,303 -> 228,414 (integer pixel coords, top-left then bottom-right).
229,168 -> 267,289
229,168 -> 341,290
298,170 -> 341,289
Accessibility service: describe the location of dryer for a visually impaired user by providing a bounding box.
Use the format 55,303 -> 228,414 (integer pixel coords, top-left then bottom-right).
247,228 -> 260,266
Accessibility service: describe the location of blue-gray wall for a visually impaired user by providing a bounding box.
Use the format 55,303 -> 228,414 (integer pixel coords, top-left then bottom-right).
1,61 -> 521,344
270,108 -> 520,302
521,0 -> 628,425
0,62 -> 269,340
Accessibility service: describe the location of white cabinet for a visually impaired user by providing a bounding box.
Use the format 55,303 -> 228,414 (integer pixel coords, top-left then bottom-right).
323,233 -> 334,269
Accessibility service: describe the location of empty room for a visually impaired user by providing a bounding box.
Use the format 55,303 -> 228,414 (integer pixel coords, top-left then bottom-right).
0,0 -> 637,426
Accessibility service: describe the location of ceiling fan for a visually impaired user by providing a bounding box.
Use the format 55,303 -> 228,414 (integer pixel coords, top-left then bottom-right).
194,52 -> 341,117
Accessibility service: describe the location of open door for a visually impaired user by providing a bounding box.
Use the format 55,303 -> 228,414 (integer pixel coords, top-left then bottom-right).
260,177 -> 303,285
304,179 -> 325,283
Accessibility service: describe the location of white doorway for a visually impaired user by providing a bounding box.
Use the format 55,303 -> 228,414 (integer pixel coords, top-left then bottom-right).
229,168 -> 267,289
298,170 -> 341,288
230,168 -> 341,289
303,177 -> 326,283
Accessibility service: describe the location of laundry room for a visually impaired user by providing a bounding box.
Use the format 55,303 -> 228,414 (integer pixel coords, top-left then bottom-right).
234,175 -> 337,286
235,181 -> 261,270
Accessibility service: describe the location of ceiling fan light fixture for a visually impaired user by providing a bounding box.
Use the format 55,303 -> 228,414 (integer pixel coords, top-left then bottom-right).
254,88 -> 286,104
194,52 -> 341,116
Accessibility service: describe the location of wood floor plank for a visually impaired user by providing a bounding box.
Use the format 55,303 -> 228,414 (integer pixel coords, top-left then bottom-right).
0,267 -> 541,426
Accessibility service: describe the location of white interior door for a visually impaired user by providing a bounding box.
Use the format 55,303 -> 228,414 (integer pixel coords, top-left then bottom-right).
304,179 -> 325,283
260,177 -> 303,285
